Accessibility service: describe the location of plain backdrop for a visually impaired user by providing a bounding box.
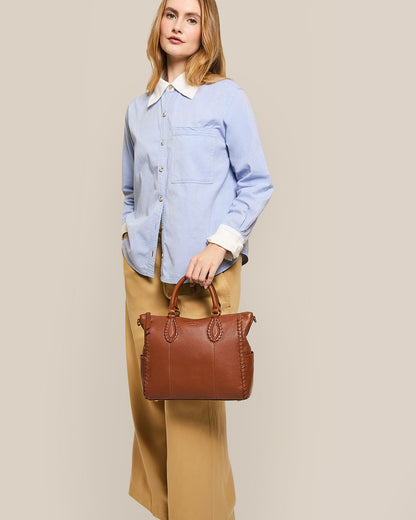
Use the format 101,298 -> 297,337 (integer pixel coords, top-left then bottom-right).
1,0 -> 415,519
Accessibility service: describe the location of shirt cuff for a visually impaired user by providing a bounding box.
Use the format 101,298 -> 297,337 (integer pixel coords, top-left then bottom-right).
121,222 -> 127,236
206,224 -> 245,261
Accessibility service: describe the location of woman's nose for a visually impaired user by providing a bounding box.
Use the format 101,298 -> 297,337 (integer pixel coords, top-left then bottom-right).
173,19 -> 183,33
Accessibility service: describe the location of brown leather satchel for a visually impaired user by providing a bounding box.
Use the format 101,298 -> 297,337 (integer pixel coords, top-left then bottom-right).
137,274 -> 257,401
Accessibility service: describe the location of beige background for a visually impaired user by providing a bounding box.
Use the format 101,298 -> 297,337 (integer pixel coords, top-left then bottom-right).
1,0 -> 415,518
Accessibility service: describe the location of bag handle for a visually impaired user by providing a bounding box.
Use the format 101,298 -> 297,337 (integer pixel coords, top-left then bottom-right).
168,275 -> 222,318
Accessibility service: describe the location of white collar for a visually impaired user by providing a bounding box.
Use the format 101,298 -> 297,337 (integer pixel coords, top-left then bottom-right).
147,70 -> 200,107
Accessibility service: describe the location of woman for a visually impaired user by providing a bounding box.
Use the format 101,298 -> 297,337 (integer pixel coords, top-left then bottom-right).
121,0 -> 274,518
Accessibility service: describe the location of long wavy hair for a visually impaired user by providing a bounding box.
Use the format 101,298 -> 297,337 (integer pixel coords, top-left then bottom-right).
145,0 -> 230,94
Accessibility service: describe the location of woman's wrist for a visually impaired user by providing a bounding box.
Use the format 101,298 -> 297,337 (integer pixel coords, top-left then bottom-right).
206,242 -> 228,257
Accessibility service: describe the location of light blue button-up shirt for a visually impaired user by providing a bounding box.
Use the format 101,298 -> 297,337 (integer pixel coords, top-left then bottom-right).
121,71 -> 274,284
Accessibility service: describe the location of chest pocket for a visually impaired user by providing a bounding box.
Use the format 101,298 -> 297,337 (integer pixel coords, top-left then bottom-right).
170,125 -> 218,184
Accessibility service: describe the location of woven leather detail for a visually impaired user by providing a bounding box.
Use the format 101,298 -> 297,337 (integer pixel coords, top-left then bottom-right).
141,313 -> 151,398
237,315 -> 248,399
164,317 -> 178,343
141,348 -> 150,399
207,316 -> 223,343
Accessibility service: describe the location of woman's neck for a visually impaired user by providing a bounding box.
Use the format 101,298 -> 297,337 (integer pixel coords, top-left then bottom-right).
164,60 -> 186,83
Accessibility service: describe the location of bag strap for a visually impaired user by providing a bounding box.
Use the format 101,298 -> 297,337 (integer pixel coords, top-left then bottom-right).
168,275 -> 222,318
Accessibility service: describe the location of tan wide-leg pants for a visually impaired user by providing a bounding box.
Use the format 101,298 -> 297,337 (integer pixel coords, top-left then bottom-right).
122,227 -> 243,520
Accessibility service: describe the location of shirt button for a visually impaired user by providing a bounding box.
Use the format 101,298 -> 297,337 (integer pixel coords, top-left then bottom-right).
160,225 -> 164,230
162,111 -> 167,117
161,140 -> 165,146
168,84 -> 174,90
159,166 -> 164,172
159,195 -> 163,202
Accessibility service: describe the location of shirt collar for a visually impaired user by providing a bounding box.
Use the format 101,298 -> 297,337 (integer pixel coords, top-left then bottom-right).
147,70 -> 200,107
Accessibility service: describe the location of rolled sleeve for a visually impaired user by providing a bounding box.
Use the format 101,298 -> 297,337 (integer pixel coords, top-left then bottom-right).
207,224 -> 245,260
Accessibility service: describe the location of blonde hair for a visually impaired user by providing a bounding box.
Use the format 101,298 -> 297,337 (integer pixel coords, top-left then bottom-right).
145,0 -> 230,94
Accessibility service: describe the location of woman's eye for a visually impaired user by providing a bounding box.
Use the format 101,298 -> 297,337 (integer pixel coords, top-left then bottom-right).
165,12 -> 197,24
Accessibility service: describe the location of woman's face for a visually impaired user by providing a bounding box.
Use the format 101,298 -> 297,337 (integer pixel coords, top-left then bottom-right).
160,0 -> 202,62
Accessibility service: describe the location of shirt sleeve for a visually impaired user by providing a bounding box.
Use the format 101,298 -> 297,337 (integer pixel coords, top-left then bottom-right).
121,105 -> 134,237
206,86 -> 274,258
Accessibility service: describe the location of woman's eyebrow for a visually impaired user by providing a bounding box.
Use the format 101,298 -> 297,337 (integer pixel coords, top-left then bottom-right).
165,7 -> 201,18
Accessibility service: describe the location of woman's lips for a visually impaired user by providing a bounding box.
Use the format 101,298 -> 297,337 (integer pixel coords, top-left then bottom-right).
168,37 -> 183,44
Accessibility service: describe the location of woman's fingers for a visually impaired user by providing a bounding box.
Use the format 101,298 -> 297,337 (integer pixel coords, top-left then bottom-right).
185,244 -> 226,287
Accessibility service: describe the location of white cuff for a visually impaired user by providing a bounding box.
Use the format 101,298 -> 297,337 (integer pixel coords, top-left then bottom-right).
121,221 -> 127,236
206,224 -> 245,260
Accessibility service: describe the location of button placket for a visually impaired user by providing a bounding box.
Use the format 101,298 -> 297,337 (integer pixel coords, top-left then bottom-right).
158,92 -> 170,184
158,90 -> 175,264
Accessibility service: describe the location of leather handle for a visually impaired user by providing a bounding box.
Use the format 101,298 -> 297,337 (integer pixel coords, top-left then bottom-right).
168,275 -> 222,318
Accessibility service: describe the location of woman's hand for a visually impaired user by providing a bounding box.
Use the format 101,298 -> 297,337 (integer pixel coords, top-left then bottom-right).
185,243 -> 229,289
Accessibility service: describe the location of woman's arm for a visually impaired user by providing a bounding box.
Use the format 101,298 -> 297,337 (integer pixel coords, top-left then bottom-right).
188,86 -> 275,288
206,86 -> 274,258
121,106 -> 135,238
